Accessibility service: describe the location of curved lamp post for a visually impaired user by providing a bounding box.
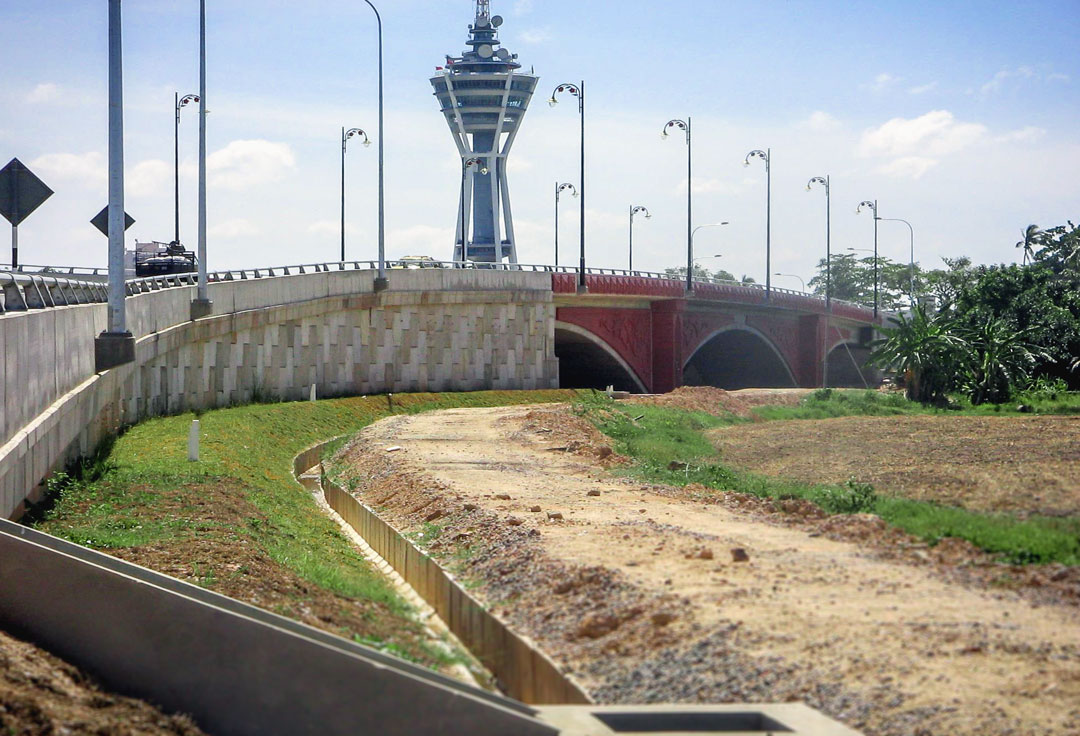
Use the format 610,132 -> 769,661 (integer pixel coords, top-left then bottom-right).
744,148 -> 771,299
341,127 -> 371,262
461,157 -> 489,265
549,82 -> 586,291
360,0 -> 386,289
554,182 -> 577,267
662,118 -> 692,292
774,272 -> 806,291
856,199 -> 879,318
629,205 -> 650,271
689,222 -> 728,282
878,217 -> 915,305
174,92 -> 198,246
807,175 -> 831,388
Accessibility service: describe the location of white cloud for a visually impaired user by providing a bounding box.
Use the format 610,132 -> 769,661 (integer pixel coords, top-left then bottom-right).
513,0 -> 534,15
877,156 -> 938,179
799,111 -> 841,132
909,82 -> 938,95
388,224 -> 452,257
507,156 -> 534,173
29,151 -> 105,188
996,126 -> 1046,143
210,218 -> 259,238
207,140 -> 296,191
867,73 -> 901,92
677,177 -> 750,196
859,110 -> 987,158
1047,72 -> 1071,84
308,221 -> 340,236
127,160 -> 171,197
979,66 -> 1036,96
26,83 -> 61,104
518,28 -> 550,44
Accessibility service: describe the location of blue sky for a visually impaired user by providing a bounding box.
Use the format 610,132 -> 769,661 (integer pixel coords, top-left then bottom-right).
1,0 -> 1077,284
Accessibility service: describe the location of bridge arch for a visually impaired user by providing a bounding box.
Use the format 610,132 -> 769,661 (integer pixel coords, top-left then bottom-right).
826,341 -> 875,388
683,325 -> 797,389
554,321 -> 648,393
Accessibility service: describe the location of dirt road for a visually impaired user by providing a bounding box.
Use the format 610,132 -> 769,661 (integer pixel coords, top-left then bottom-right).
336,405 -> 1080,736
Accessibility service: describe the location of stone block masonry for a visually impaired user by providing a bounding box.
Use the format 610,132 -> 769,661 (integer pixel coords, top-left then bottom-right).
1,270 -> 559,520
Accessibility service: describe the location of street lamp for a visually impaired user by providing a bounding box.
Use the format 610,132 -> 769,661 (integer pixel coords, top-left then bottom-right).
341,127 -> 371,263
549,82 -> 586,291
174,92 -> 198,246
774,272 -> 806,291
807,175 -> 831,388
744,148 -> 771,299
690,222 -> 728,283
554,182 -> 577,267
461,158 -> 489,264
360,0 -> 386,290
878,217 -> 915,305
857,199 -> 879,318
662,118 -> 693,292
629,205 -> 650,271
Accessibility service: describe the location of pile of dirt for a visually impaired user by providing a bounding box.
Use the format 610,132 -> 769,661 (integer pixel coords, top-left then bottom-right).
626,387 -> 811,419
509,405 -> 628,467
0,628 -> 204,735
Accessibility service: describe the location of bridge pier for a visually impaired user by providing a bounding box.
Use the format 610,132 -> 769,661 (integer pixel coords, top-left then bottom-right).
797,314 -> 827,389
650,300 -> 684,394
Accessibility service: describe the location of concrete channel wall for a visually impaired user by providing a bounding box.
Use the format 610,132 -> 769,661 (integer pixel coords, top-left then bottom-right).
0,269 -> 559,519
294,443 -> 592,706
0,519 -> 558,736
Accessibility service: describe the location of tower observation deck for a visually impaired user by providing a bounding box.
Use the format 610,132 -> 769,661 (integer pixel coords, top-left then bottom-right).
430,1 -> 538,264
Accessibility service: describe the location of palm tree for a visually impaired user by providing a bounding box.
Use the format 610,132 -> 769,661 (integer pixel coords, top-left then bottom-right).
868,304 -> 966,405
1016,224 -> 1041,266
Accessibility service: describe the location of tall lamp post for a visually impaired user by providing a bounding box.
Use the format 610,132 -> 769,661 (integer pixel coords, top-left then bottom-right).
554,182 -> 577,267
549,82 -> 586,291
461,157 -> 488,264
174,92 -> 198,246
191,0 -> 212,318
744,148 -> 771,299
690,222 -> 728,282
807,175 -> 830,388
96,0 -> 136,371
774,272 -> 806,291
857,199 -> 879,318
340,127 -> 370,263
662,118 -> 692,292
360,0 -> 386,290
878,217 -> 915,305
628,205 -> 650,271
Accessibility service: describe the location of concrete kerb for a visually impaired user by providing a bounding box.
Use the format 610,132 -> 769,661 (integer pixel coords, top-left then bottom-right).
292,438 -> 594,707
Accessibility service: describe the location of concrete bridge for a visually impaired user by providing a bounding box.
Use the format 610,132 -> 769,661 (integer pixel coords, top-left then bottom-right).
1,264 -> 880,520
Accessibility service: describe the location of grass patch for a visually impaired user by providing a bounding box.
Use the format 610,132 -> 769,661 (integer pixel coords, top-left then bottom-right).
579,393 -> 1080,565
34,389 -> 576,667
753,387 -> 1080,421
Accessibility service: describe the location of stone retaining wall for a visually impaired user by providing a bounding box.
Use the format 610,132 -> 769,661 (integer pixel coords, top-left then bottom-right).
0,270 -> 558,519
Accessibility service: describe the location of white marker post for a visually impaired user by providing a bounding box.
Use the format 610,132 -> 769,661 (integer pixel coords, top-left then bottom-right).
310,384 -> 317,402
188,420 -> 200,462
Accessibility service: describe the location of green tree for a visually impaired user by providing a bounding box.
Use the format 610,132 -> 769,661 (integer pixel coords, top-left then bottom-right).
808,253 -> 916,310
664,265 -> 737,282
868,304 -> 966,404
1016,224 -> 1042,265
959,318 -> 1050,405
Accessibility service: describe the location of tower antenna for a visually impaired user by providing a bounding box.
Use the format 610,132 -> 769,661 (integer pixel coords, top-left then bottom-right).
475,0 -> 490,24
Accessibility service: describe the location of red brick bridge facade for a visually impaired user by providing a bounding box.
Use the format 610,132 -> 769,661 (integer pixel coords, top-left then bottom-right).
553,273 -> 881,393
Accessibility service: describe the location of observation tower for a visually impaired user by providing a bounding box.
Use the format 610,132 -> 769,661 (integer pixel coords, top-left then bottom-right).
430,1 -> 538,264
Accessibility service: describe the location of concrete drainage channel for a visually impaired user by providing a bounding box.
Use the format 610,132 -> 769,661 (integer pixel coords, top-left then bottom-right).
294,439 -> 864,736
0,438 -> 861,736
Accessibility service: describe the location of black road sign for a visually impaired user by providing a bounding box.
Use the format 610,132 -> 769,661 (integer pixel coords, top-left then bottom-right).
0,158 -> 54,227
91,206 -> 135,237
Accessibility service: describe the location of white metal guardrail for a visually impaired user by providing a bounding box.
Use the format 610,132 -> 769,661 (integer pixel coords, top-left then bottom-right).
2,261 -> 875,314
